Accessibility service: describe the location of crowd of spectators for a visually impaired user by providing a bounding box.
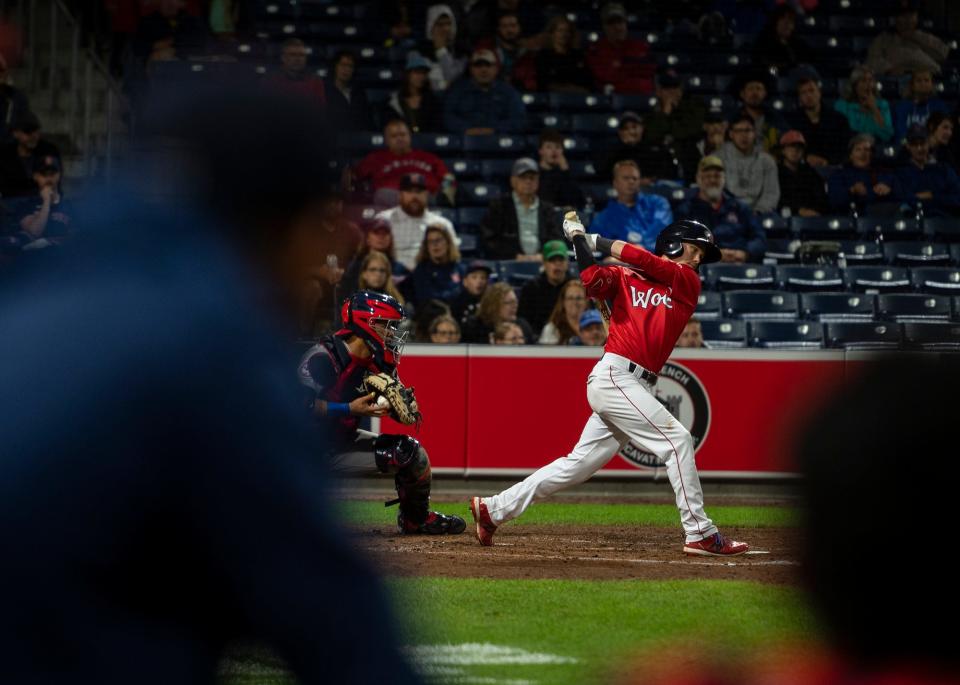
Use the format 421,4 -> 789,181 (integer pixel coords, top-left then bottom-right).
5,0 -> 960,346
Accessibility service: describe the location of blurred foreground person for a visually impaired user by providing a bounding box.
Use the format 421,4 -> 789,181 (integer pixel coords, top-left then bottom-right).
0,84 -> 418,684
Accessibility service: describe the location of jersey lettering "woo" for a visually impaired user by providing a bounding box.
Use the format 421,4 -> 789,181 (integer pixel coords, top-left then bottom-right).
631,285 -> 673,309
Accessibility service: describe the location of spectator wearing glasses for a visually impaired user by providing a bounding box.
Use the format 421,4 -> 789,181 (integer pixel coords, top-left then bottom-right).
428,314 -> 461,343
410,224 -> 463,308
355,250 -> 407,307
442,49 -> 526,135
586,2 -> 655,95
462,281 -> 534,344
538,280 -> 589,345
717,114 -> 781,214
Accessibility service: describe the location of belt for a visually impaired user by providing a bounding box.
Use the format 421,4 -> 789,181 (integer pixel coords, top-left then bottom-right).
628,362 -> 658,385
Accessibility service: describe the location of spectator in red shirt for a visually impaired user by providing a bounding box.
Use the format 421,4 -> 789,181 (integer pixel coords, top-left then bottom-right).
586,2 -> 655,95
266,38 -> 326,106
352,119 -> 454,207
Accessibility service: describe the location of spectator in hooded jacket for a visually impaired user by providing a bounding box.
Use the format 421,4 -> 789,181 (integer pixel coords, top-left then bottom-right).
586,2 -> 655,94
675,155 -> 767,262
892,68 -> 949,144
777,130 -> 829,216
834,65 -> 894,143
442,49 -> 526,135
895,123 -> 960,215
827,133 -> 900,213
417,4 -> 467,92
717,114 -> 781,214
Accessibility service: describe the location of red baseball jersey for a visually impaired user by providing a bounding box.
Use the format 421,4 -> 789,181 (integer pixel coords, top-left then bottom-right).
354,150 -> 449,194
580,243 -> 701,374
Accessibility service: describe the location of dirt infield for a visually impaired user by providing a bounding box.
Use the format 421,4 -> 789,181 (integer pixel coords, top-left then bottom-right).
353,525 -> 802,584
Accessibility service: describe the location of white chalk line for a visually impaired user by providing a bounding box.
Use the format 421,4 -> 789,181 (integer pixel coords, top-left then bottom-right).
380,547 -> 798,567
405,643 -> 581,684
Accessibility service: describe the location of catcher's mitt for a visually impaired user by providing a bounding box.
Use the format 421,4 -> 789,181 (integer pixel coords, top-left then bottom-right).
363,372 -> 422,426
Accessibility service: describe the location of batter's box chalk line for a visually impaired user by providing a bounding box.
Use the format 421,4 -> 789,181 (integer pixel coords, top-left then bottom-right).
404,643 -> 578,666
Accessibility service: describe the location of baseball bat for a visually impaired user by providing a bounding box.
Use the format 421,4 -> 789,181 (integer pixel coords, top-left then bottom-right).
565,210 -> 611,332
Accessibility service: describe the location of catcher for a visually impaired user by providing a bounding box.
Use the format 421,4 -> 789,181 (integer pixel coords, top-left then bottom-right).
298,290 -> 466,535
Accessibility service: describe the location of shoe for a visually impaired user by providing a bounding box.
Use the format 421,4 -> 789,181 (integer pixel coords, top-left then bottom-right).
683,532 -> 749,557
398,511 -> 466,535
469,496 -> 497,546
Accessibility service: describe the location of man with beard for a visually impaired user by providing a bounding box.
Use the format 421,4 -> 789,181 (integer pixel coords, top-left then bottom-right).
374,172 -> 457,270
675,155 -> 766,263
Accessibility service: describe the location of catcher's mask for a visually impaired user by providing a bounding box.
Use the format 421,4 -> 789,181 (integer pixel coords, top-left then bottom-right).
654,219 -> 722,265
339,290 -> 407,370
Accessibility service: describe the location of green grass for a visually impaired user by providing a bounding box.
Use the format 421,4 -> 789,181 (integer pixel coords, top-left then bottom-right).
337,499 -> 799,528
392,577 -> 818,684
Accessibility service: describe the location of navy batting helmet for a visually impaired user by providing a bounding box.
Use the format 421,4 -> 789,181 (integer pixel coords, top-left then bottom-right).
654,219 -> 722,264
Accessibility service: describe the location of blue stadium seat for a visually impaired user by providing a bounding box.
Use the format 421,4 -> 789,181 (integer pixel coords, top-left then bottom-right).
844,265 -> 913,292
569,160 -> 599,180
877,293 -> 952,322
700,319 -> 747,348
326,43 -> 388,63
882,241 -> 952,266
791,215 -> 857,240
953,244 -> 960,265
695,291 -> 722,320
571,113 -> 620,137
954,297 -> 960,321
301,3 -> 369,20
759,214 -> 791,239
498,260 -> 544,286
528,112 -> 571,131
748,321 -> 824,349
838,240 -> 884,264
828,15 -> 880,32
824,321 -> 903,349
458,182 -> 502,206
556,134 -> 592,158
611,94 -> 657,112
520,92 -> 550,111
338,130 -> 383,153
431,207 -> 458,224
445,158 -> 481,180
412,133 -> 463,153
458,207 -> 487,232
354,65 -> 400,86
776,265 -> 845,291
723,290 -> 800,320
479,159 -> 514,181
701,264 -> 776,290
924,217 -> 960,242
857,217 -> 922,240
548,92 -> 612,112
800,292 -> 876,321
458,233 -> 478,257
910,266 -> 960,295
764,238 -> 801,263
901,322 -> 960,350
463,134 -> 527,156
582,183 -> 616,208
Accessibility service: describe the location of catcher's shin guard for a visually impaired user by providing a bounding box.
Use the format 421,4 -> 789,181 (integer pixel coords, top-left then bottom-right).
373,434 -> 420,473
394,443 -> 432,526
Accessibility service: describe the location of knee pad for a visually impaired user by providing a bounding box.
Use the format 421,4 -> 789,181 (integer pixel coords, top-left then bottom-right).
374,434 -> 422,474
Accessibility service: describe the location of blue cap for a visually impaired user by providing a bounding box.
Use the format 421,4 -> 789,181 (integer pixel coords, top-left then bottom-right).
405,52 -> 431,71
579,309 -> 603,328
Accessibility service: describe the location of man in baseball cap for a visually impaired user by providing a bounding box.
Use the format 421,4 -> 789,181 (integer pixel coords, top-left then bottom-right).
597,110 -> 679,180
0,111 -> 62,197
442,47 -> 526,135
451,259 -> 493,322
572,308 -> 608,346
777,129 -> 829,216
895,121 -> 960,215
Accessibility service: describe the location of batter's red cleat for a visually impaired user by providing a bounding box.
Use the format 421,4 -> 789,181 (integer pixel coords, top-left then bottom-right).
469,496 -> 497,546
683,532 -> 749,557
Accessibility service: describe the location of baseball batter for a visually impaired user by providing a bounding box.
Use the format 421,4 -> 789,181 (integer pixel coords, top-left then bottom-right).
470,218 -> 749,556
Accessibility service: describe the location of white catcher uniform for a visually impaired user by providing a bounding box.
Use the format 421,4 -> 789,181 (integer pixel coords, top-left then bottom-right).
471,222 -> 748,555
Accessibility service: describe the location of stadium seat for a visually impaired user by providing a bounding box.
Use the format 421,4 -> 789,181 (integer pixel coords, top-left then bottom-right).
700,319 -> 747,348
412,133 -> 463,154
882,241 -> 952,266
694,291 -> 722,320
824,321 -> 903,349
457,182 -> 502,206
498,260 -> 544,286
776,265 -> 845,291
857,217 -> 922,240
458,233 -> 478,257
479,159 -> 514,180
528,112 -> 571,131
923,217 -> 960,242
764,238 -> 800,263
457,207 -> 487,232
953,244 -> 960,265
611,94 -> 657,112
548,92 -> 612,112
791,216 -> 857,240
701,264 -> 776,290
844,265 -> 913,292
723,290 -> 800,320
901,322 -> 960,350
838,240 -> 884,264
568,160 -> 599,180
748,321 -> 824,349
800,292 -> 876,321
337,130 -> 383,154
828,15 -> 880,31
759,214 -> 791,239
910,266 -> 960,295
431,207 -> 458,224
354,66 -> 399,86
876,293 -> 952,322
441,158 -> 479,180
463,135 -> 527,156
571,113 -> 620,137
520,92 -> 550,111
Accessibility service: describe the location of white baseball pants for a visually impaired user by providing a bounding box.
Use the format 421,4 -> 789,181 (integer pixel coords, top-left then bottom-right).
484,353 -> 718,543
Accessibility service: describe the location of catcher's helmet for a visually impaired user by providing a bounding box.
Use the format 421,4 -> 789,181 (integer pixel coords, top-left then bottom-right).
339,290 -> 407,370
654,219 -> 722,264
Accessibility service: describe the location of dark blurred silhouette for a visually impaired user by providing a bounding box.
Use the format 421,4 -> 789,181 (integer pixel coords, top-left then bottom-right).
0,83 -> 419,684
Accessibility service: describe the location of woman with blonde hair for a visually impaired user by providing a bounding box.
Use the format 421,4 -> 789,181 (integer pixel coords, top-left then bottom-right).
410,224 -> 462,308
539,280 -> 588,344
357,250 -> 406,305
461,281 -> 534,344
